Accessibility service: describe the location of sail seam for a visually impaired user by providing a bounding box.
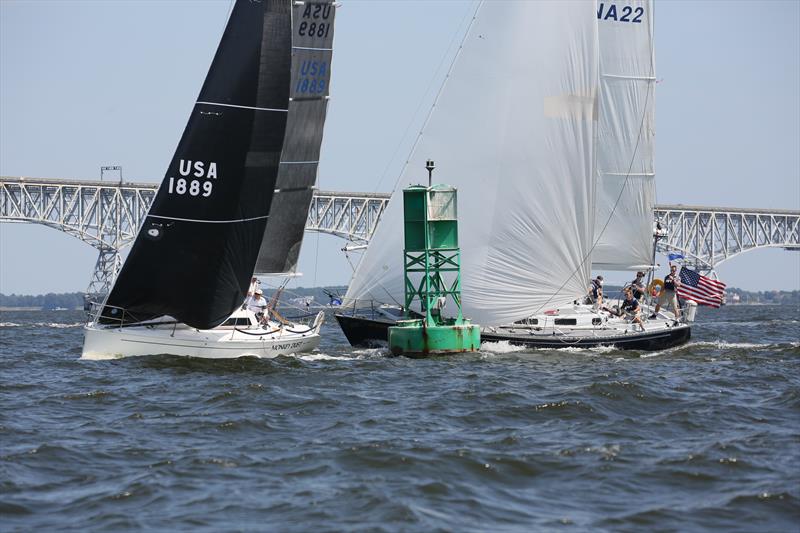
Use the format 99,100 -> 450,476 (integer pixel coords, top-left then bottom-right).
599,172 -> 655,177
147,214 -> 269,224
280,160 -> 319,164
195,102 -> 289,112
601,74 -> 656,81
292,46 -> 332,51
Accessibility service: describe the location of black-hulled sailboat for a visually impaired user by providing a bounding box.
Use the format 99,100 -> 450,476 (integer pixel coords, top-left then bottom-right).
82,0 -> 336,360
335,1 -> 692,352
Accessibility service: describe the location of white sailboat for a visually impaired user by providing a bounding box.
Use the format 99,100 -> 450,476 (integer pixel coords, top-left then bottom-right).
336,0 -> 691,351
82,0 -> 337,360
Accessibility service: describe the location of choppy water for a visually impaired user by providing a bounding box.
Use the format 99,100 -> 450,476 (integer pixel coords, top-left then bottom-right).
1,304 -> 798,531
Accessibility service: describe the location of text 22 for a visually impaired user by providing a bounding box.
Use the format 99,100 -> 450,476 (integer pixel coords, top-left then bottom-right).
597,3 -> 644,23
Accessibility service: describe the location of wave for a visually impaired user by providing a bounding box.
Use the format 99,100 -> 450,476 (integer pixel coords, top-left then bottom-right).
480,341 -> 527,354
0,322 -> 82,328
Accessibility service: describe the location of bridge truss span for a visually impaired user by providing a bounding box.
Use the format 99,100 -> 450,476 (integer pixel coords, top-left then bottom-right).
0,177 -> 158,294
306,190 -> 390,244
2,176 -> 798,295
654,204 -> 800,270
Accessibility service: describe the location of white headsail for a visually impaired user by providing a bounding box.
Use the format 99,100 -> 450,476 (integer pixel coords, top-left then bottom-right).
345,1 -> 599,325
592,0 -> 657,271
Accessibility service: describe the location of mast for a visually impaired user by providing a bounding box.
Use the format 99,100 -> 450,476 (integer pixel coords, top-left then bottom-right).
100,0 -> 292,330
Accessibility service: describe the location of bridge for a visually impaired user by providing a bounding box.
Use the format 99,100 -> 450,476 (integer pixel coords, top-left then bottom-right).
2,176 -> 798,293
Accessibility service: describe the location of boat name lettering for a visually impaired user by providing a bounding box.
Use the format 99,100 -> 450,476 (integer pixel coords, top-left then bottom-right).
296,61 -> 328,95
272,341 -> 304,350
597,3 -> 644,23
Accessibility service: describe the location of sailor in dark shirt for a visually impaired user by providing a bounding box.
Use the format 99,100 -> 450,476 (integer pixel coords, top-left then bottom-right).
652,264 -> 681,319
618,287 -> 645,331
586,275 -> 604,306
628,271 -> 646,300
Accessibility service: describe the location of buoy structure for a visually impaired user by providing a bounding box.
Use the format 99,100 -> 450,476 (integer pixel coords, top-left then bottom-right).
388,161 -> 481,357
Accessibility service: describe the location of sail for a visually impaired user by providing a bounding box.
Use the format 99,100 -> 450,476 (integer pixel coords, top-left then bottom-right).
101,0 -> 291,329
592,0 -> 656,271
255,1 -> 336,275
344,1 -> 598,325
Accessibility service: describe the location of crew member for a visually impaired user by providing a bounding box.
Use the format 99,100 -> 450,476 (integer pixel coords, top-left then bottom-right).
246,288 -> 268,323
628,271 -> 646,300
619,287 -> 645,331
587,275 -> 604,307
651,264 -> 681,320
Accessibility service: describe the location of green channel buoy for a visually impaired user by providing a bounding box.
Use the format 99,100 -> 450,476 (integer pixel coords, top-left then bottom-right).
388,160 -> 481,357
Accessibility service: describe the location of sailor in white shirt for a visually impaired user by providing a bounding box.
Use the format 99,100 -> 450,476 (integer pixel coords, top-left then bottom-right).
245,288 -> 268,322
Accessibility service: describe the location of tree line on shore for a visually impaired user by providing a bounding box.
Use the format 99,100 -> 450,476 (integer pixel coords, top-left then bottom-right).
0,286 -> 797,309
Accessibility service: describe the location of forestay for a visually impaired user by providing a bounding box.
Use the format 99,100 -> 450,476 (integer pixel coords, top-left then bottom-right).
345,1 -> 599,325
101,0 -> 291,329
256,1 -> 336,275
592,0 -> 656,271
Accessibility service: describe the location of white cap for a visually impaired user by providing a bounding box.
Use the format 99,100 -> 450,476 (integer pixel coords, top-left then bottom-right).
255,288 -> 263,295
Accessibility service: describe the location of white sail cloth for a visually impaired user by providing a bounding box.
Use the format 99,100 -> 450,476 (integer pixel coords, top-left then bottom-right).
592,0 -> 656,271
345,1 -> 599,325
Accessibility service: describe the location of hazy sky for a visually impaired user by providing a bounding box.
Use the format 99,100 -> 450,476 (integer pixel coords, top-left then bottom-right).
1,0 -> 798,295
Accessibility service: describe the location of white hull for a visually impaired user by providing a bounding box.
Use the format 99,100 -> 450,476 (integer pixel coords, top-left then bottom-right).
82,311 -> 324,360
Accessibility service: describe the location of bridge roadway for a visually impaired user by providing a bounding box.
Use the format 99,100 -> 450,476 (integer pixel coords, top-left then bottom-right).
1,176 -> 798,294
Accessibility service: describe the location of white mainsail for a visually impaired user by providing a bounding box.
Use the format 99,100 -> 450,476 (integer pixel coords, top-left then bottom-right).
592,0 -> 657,271
344,1 -> 599,325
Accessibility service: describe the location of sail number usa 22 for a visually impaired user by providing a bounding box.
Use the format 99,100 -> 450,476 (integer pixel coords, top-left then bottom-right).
597,3 -> 644,23
168,159 -> 216,198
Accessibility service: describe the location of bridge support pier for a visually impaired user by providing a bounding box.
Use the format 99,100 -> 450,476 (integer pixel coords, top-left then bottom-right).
85,247 -> 121,301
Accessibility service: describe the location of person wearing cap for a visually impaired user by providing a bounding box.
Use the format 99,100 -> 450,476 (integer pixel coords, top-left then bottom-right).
586,275 -> 604,307
651,264 -> 681,320
628,271 -> 646,300
246,287 -> 268,321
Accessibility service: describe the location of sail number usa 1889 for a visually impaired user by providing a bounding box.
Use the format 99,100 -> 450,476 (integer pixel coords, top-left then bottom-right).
597,3 -> 644,23
168,159 -> 216,198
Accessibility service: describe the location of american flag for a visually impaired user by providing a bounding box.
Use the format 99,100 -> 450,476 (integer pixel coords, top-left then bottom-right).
677,267 -> 726,308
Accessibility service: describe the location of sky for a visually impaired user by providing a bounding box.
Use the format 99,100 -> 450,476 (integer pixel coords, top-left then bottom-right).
1,0 -> 798,295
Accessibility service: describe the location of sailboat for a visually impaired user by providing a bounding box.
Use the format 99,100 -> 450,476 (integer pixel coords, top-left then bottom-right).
335,0 -> 691,351
82,0 -> 337,360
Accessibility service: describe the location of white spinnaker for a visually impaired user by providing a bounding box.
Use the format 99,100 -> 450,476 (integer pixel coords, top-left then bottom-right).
592,0 -> 656,271
345,1 -> 598,325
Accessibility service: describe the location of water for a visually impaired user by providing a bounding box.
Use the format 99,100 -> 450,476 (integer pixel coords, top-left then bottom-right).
1,305 -> 798,531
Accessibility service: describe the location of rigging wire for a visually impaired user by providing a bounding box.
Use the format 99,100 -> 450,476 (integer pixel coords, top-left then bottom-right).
387,0 -> 483,195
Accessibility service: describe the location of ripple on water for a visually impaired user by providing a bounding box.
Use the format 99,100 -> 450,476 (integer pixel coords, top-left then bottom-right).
1,307 -> 799,531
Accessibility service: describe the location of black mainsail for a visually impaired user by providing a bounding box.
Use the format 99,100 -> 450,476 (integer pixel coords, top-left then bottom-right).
255,0 -> 336,274
101,0 -> 291,329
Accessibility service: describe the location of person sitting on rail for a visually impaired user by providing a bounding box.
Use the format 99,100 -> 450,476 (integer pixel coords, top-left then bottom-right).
586,275 -> 604,307
651,264 -> 681,320
627,271 -> 646,300
618,287 -> 645,332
